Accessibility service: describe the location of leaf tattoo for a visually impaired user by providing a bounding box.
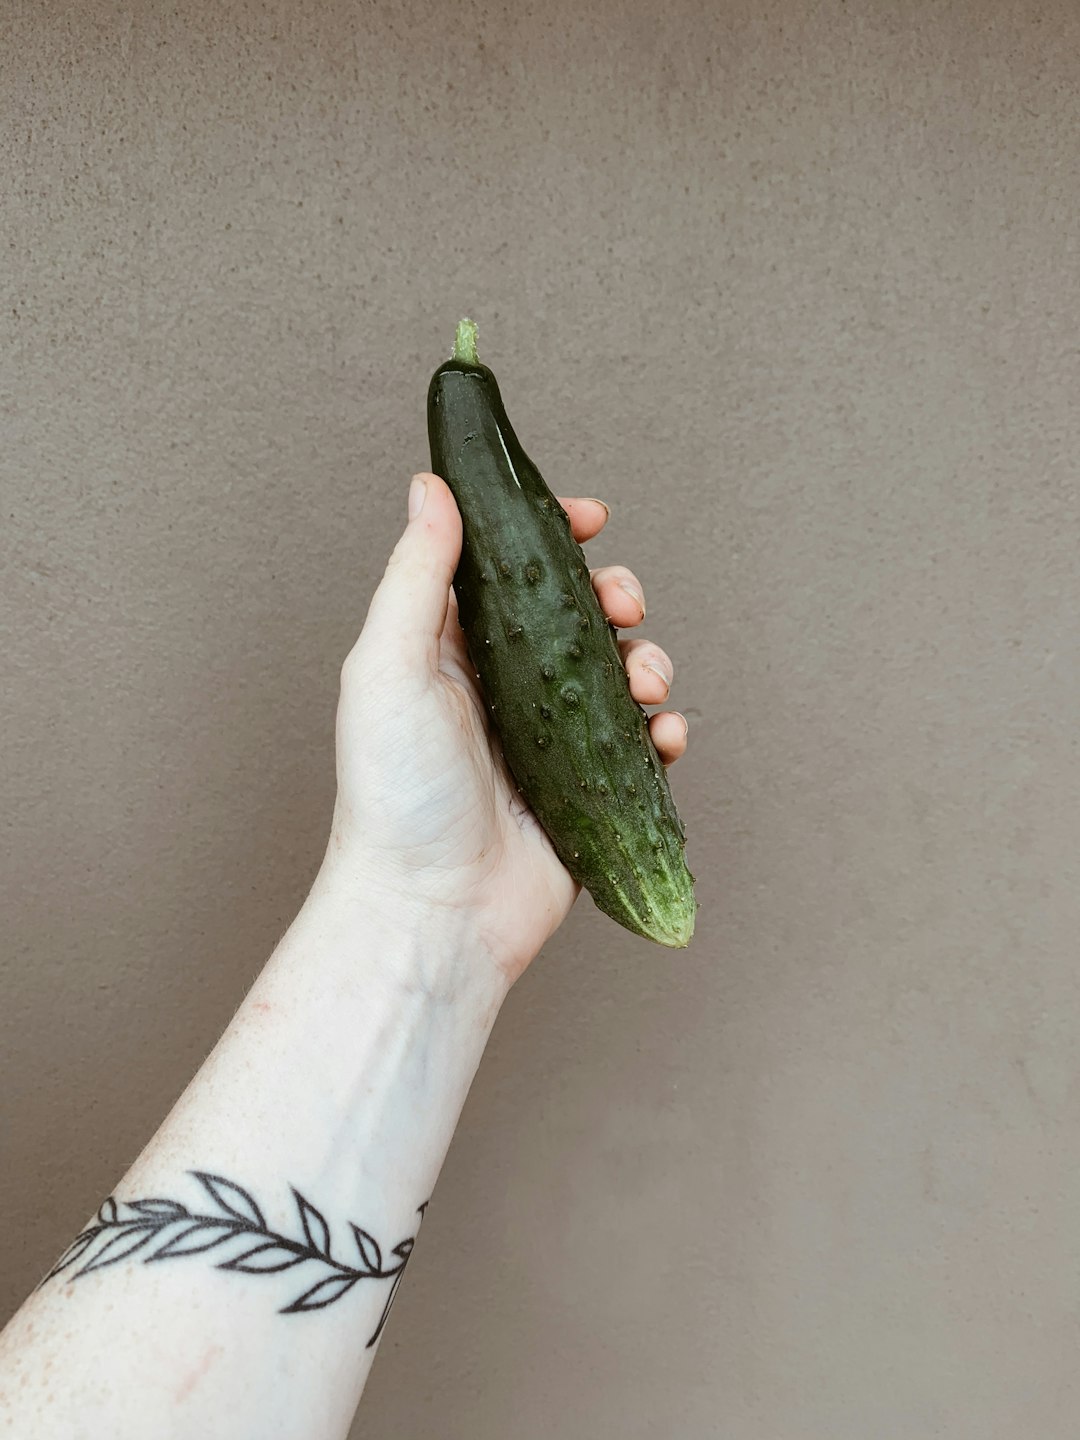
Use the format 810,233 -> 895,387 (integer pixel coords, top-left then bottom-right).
294,1188 -> 332,1258
281,1272 -> 360,1313
351,1224 -> 383,1273
129,1199 -> 188,1218
196,1173 -> 266,1227
39,1174 -> 427,1346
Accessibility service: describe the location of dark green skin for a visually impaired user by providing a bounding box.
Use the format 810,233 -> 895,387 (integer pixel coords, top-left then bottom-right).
427,351 -> 696,947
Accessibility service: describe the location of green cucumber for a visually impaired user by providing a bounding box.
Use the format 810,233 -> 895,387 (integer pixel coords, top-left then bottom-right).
427,319 -> 696,948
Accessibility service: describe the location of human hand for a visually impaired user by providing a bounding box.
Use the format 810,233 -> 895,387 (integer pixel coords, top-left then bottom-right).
322,473 -> 689,984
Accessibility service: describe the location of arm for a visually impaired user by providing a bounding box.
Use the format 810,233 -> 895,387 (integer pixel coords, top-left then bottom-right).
0,473 -> 688,1439
0,883 -> 506,1438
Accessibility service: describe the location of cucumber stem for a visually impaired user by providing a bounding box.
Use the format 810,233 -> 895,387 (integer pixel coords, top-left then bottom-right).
453,317 -> 479,365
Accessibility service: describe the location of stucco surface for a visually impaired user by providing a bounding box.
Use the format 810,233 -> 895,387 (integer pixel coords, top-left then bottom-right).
4,1 -> 1080,1435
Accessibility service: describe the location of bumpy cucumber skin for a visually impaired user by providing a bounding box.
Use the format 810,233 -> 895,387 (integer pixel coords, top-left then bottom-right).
427,355 -> 696,948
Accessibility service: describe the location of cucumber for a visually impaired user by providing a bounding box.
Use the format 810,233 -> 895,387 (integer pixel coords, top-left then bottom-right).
427,319 -> 696,948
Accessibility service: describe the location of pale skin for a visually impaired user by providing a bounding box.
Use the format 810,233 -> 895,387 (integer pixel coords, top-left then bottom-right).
0,472 -> 689,1439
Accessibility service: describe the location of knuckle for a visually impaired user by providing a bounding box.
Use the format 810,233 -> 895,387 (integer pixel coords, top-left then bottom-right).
629,641 -> 670,678
594,563 -> 629,586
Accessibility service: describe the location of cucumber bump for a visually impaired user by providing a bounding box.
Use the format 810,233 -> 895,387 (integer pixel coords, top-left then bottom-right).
427,319 -> 696,948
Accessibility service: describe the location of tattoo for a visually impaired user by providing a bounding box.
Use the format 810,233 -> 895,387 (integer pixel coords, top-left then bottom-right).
39,1172 -> 428,1346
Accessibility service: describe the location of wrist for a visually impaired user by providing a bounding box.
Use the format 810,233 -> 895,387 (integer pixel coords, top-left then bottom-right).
302,846 -> 513,1016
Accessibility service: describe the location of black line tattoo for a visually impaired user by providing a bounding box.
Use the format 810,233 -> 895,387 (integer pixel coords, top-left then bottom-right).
39,1172 -> 428,1347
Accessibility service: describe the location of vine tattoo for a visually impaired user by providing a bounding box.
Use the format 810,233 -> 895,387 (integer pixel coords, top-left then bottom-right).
39,1172 -> 428,1347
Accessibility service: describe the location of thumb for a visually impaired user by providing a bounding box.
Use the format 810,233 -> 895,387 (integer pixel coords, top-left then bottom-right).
361,472 -> 463,671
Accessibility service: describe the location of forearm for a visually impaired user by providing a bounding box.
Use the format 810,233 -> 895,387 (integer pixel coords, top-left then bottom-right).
0,862 -> 510,1439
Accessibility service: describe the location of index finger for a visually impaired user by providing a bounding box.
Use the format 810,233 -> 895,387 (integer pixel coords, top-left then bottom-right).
557,497 -> 610,543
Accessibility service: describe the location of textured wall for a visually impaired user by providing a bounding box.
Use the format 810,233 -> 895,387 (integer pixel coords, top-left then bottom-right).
4,1 -> 1080,1434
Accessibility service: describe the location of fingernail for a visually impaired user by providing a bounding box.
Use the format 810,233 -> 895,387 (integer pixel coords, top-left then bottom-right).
586,497 -> 611,520
674,712 -> 689,739
618,581 -> 645,618
408,475 -> 427,520
645,662 -> 672,692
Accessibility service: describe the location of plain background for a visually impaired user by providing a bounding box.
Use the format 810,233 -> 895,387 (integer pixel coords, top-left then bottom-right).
4,1 -> 1080,1435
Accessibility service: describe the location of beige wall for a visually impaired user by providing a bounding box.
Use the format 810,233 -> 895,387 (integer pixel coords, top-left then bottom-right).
4,1 -> 1080,1434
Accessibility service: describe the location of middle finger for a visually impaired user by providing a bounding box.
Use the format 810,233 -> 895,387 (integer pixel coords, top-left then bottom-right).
618,637 -> 675,704
590,564 -> 647,628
